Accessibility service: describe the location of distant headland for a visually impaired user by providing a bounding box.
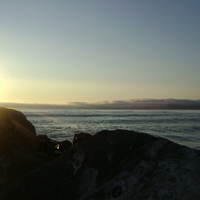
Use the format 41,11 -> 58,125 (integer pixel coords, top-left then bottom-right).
0,99 -> 200,109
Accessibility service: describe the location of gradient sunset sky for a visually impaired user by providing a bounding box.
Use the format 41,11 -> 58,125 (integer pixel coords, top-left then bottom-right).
1,1 -> 200,105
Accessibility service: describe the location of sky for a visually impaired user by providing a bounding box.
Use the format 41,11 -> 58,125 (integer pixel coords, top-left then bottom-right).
1,0 -> 200,106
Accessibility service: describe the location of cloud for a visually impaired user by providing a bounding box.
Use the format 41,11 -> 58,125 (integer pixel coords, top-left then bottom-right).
1,99 -> 200,109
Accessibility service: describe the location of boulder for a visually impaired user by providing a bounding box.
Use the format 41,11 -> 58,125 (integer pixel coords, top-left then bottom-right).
73,132 -> 92,145
0,107 -> 37,154
1,130 -> 200,199
37,135 -> 58,156
56,139 -> 72,152
0,107 -> 35,135
0,108 -> 40,190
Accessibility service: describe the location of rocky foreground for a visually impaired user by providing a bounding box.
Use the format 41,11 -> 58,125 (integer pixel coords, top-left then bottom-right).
0,107 -> 200,199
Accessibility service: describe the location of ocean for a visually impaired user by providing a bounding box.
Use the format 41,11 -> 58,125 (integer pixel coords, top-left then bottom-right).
19,109 -> 200,150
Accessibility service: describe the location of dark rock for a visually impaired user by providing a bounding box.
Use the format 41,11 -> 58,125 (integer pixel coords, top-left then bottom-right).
37,135 -> 58,156
37,134 -> 51,143
0,107 -> 36,135
73,132 -> 92,145
112,185 -> 122,198
0,107 -> 37,155
56,140 -> 72,152
38,139 -> 48,151
2,149 -> 40,184
1,130 -> 200,200
35,152 -> 53,163
0,108 -> 46,191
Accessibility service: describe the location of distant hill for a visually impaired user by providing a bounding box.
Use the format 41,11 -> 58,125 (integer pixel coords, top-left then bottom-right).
162,104 -> 200,110
1,99 -> 200,109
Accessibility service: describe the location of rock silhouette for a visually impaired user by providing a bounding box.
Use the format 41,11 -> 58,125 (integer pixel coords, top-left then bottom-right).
0,107 -> 37,154
0,107 -> 40,190
73,132 -> 92,145
0,108 -> 200,199
0,108 -> 60,190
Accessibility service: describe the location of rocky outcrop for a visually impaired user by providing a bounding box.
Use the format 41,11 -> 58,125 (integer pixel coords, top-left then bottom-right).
0,107 -> 40,190
1,129 -> 200,200
1,107 -> 200,199
0,108 -> 61,191
0,107 -> 37,154
56,139 -> 72,152
37,134 -> 58,156
73,132 -> 92,145
0,107 -> 75,192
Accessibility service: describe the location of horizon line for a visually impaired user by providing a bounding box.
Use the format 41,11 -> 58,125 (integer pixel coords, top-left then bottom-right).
1,98 -> 200,109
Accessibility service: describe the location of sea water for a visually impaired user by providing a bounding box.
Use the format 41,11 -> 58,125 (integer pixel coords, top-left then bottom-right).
19,109 -> 200,149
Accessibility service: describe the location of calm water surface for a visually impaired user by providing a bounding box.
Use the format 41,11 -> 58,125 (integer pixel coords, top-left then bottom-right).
20,109 -> 200,149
